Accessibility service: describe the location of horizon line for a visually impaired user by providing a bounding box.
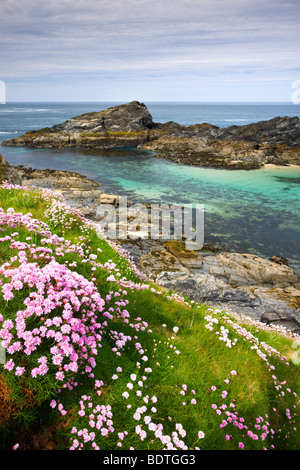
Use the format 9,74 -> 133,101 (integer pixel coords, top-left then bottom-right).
2,100 -> 298,105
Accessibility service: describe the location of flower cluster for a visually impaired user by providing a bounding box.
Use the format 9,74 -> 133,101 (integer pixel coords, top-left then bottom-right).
0,258 -> 105,383
1,183 -> 299,452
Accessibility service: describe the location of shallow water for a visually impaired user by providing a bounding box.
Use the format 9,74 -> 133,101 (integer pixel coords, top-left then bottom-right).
1,144 -> 300,275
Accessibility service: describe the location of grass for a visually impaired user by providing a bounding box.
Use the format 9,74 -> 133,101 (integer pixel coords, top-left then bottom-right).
0,181 -> 299,451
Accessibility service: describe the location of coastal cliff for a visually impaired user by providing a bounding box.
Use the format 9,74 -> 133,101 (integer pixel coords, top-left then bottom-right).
1,153 -> 299,334
2,101 -> 300,169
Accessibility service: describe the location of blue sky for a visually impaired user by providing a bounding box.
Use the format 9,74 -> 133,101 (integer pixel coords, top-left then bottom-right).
1,0 -> 300,102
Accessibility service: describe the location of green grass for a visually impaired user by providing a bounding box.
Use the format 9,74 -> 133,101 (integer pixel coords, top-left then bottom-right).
0,183 -> 299,451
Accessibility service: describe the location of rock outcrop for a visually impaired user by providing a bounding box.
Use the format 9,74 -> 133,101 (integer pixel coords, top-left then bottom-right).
13,166 -> 105,218
139,241 -> 300,334
53,100 -> 155,133
2,101 -> 157,150
0,153 -> 22,184
2,102 -> 300,168
140,116 -> 300,168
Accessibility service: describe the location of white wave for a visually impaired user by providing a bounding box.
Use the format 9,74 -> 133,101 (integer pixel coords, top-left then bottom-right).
224,119 -> 248,122
0,108 -> 56,113
0,131 -> 18,134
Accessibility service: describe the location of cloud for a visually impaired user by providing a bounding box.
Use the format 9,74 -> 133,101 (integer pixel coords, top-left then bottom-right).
0,0 -> 299,100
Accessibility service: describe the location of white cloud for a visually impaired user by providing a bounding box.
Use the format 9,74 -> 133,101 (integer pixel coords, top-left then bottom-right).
0,0 -> 299,100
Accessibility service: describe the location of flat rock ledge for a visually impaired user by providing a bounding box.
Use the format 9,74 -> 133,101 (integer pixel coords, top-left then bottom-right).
15,166 -> 108,218
5,163 -> 300,335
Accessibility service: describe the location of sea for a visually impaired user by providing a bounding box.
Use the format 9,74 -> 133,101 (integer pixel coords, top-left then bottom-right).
0,102 -> 300,275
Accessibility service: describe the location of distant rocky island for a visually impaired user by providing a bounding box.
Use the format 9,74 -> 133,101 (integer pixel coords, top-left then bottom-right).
2,101 -> 300,169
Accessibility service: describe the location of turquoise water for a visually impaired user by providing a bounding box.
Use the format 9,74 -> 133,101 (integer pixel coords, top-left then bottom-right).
1,145 -> 300,275
0,102 -> 299,274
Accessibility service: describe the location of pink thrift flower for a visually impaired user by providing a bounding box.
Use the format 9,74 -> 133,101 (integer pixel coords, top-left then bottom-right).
15,366 -> 25,376
4,359 -> 14,371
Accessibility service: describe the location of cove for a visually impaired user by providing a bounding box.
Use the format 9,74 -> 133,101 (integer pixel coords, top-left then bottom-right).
1,144 -> 300,275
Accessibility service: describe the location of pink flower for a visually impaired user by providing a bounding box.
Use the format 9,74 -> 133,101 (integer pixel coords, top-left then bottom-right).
55,371 -> 65,381
198,431 -> 205,439
143,416 -> 151,425
4,359 -> 14,371
15,366 -> 25,376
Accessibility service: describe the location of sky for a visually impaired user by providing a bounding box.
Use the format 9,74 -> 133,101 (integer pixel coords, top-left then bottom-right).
1,0 -> 300,102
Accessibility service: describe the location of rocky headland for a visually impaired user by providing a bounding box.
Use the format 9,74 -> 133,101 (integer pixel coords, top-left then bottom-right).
2,101 -> 300,169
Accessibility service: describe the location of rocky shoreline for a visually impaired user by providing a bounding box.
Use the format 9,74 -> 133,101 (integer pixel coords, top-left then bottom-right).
1,98 -> 300,333
2,101 -> 300,169
1,158 -> 299,335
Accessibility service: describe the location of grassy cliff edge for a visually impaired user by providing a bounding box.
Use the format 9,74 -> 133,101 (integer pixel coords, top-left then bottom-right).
0,181 -> 299,451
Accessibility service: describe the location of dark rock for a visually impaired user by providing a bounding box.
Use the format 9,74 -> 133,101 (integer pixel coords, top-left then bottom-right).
2,102 -> 300,169
270,255 -> 289,266
0,153 -> 22,184
52,100 -> 155,133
